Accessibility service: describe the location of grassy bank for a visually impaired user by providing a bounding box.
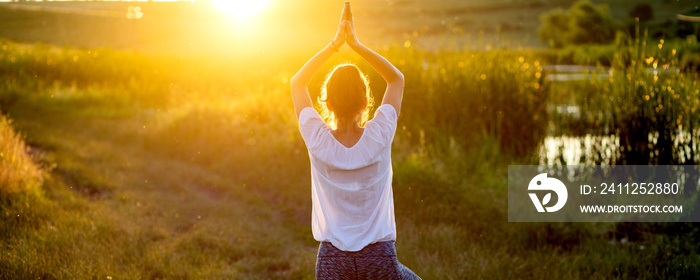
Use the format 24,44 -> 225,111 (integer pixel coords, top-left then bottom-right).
0,113 -> 48,236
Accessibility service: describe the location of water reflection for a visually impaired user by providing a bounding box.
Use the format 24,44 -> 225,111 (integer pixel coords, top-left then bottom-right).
540,127 -> 700,165
539,134 -> 619,165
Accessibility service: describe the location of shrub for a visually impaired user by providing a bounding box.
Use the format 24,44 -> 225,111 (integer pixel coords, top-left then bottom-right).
538,0 -> 617,48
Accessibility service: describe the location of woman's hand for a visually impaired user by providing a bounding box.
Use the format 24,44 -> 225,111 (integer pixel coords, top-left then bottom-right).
345,20 -> 361,48
332,20 -> 346,48
331,3 -> 352,48
340,2 -> 404,115
344,3 -> 361,47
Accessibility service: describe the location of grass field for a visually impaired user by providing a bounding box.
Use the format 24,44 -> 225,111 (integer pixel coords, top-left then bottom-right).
1,0 -> 700,279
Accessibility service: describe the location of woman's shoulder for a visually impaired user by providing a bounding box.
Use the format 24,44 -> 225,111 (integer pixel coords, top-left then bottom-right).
299,106 -> 321,121
362,104 -> 398,146
299,107 -> 332,130
367,104 -> 397,127
376,104 -> 397,116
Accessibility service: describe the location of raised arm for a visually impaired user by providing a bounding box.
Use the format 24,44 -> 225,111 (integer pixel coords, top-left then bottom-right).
290,6 -> 349,119
345,7 -> 404,115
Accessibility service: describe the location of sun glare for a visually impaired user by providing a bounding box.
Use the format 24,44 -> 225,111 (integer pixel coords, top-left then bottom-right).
211,0 -> 271,19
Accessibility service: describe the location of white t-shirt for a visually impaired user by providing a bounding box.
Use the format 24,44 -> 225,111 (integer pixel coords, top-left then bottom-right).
298,104 -> 398,252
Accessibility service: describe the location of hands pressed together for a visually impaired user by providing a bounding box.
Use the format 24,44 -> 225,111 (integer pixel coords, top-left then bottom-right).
331,2 -> 360,51
291,1 -> 403,118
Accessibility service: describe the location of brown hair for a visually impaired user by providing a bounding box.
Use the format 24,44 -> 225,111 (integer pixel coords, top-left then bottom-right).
319,64 -> 374,129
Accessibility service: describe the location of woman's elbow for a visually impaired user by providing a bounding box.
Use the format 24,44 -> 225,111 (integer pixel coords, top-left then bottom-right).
289,75 -> 300,87
390,72 -> 405,85
290,77 -> 311,96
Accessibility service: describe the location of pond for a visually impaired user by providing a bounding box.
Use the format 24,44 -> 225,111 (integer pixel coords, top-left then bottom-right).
537,65 -> 700,166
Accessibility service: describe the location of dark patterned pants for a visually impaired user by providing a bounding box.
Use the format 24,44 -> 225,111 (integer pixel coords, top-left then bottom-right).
316,241 -> 421,280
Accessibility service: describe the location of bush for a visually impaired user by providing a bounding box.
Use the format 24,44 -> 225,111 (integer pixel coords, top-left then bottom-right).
538,0 -> 617,48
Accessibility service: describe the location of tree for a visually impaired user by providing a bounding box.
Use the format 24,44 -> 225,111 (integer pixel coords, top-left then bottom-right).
538,8 -> 569,48
538,0 -> 617,48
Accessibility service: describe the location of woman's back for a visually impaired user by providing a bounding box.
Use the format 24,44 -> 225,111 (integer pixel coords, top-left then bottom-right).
299,104 -> 398,252
291,2 -> 419,278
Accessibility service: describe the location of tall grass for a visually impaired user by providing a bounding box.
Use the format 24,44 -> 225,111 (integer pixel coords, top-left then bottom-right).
396,47 -> 548,157
0,113 -> 47,234
0,38 -> 548,169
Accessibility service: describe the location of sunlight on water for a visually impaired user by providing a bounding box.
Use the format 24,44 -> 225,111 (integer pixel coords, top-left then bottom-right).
539,134 -> 620,165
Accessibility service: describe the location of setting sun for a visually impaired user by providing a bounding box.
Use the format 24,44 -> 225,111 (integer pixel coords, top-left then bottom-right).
211,0 -> 271,19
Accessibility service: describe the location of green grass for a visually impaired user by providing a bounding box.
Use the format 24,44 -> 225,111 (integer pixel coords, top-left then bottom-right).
1,96 -> 318,279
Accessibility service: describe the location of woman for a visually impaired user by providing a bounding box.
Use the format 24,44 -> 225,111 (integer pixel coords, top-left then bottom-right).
290,2 -> 420,280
